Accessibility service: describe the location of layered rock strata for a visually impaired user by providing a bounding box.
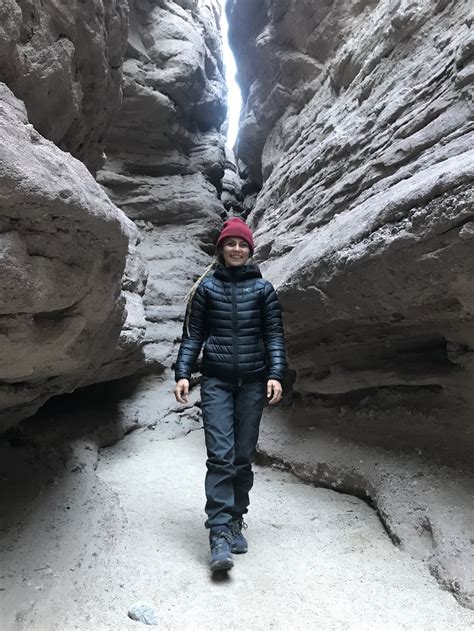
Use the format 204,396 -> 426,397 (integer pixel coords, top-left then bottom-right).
0,0 -> 229,426
0,85 -> 138,432
228,0 -> 474,415
99,0 -> 228,370
228,0 -> 474,607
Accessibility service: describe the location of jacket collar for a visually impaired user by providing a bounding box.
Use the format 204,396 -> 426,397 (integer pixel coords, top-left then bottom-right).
213,263 -> 262,282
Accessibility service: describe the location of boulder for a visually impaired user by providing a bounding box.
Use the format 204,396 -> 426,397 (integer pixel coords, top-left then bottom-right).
0,84 -> 138,431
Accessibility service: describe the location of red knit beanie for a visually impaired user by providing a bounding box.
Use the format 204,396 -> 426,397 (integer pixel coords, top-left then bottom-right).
216,217 -> 254,254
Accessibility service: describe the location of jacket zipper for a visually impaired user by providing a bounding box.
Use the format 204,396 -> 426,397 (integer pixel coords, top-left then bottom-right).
231,277 -> 238,382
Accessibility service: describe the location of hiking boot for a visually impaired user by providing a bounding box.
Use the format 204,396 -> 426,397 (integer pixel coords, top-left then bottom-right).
229,517 -> 248,554
209,526 -> 234,571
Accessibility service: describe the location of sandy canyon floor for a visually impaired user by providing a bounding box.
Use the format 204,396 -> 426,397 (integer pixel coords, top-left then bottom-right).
0,376 -> 473,631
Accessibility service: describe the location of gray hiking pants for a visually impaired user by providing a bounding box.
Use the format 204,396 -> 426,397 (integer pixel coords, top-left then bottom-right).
200,376 -> 266,528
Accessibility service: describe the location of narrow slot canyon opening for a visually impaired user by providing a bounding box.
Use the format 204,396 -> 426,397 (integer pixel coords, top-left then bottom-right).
219,0 -> 242,150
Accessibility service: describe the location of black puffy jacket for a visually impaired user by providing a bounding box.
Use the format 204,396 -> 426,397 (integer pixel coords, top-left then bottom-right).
175,263 -> 286,383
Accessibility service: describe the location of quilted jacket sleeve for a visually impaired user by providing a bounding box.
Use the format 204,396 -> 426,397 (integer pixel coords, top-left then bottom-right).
174,282 -> 206,381
262,281 -> 287,382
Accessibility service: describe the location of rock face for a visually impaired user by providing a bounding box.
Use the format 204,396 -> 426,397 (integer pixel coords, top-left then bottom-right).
99,0 -> 228,370
0,0 -> 150,428
0,0 -> 228,426
0,0 -> 128,173
221,146 -> 244,213
228,0 -> 474,406
0,84 -> 137,432
228,0 -> 473,608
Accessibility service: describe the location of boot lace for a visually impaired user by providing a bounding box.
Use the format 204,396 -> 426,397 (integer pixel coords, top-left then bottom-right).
211,530 -> 233,552
230,518 -> 247,536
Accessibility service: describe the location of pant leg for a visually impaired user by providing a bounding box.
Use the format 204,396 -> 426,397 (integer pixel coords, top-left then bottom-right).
232,379 -> 266,517
200,376 -> 236,529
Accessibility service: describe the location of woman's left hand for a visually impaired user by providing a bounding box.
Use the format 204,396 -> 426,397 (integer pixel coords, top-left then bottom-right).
267,379 -> 282,405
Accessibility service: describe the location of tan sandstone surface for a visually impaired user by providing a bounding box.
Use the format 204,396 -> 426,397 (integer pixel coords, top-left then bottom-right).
0,0 -> 230,426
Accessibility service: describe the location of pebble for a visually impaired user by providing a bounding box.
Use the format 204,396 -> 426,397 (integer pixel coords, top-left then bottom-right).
128,603 -> 158,626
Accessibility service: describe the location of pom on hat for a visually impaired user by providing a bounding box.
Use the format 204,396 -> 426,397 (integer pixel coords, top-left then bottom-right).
216,217 -> 254,254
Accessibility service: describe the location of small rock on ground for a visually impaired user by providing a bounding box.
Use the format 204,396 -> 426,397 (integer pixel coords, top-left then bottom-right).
128,602 -> 158,625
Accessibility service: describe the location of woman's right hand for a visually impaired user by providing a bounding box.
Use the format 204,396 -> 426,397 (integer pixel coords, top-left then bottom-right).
175,378 -> 190,403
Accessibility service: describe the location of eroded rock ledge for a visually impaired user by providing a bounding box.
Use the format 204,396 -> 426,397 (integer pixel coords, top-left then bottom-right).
258,402 -> 473,609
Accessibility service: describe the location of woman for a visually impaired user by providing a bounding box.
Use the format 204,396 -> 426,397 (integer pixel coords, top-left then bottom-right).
174,217 -> 286,572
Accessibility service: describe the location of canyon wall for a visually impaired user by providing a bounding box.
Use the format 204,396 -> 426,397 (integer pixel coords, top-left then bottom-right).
98,0 -> 228,372
0,1 -> 146,431
228,0 -> 474,608
228,0 -> 474,410
0,0 -> 128,173
0,0 -> 229,427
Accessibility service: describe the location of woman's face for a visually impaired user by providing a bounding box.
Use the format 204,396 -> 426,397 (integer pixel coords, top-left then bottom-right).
221,237 -> 251,267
